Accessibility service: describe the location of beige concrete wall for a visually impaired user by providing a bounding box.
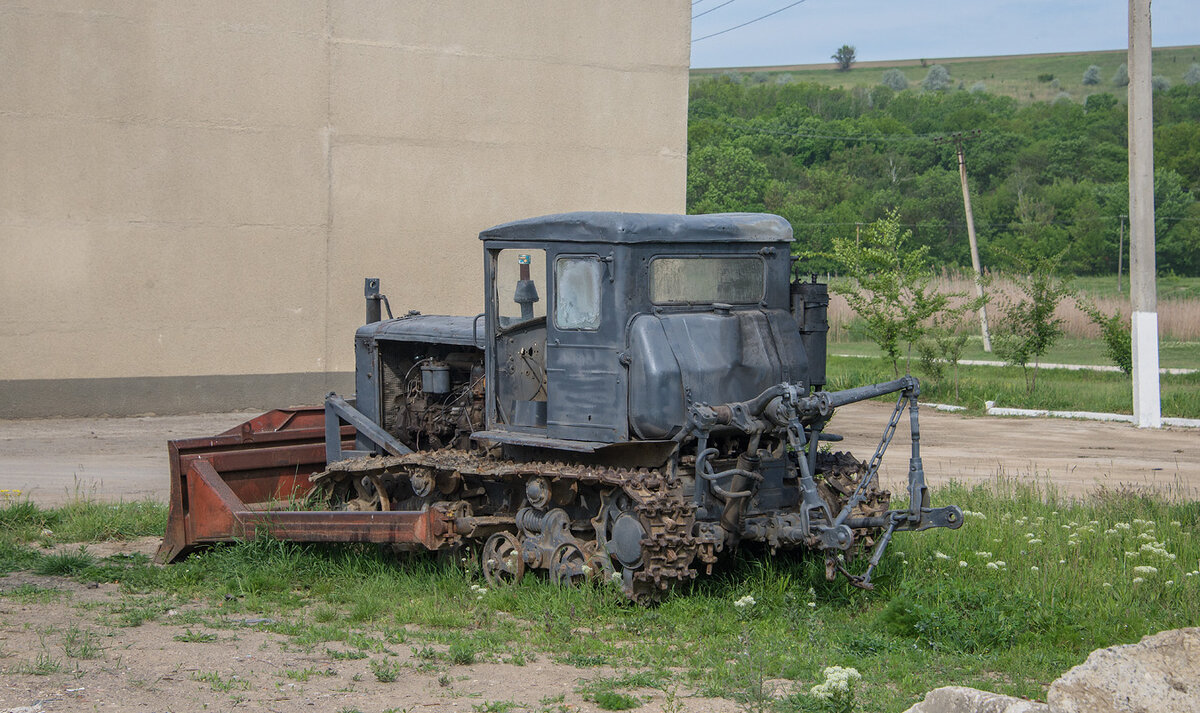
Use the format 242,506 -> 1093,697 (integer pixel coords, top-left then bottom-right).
0,1 -> 689,416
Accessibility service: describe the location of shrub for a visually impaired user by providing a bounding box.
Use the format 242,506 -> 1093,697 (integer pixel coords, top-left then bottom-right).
921,64 -> 951,91
1083,65 -> 1101,85
1152,75 -> 1171,92
1185,63 -> 1200,86
1113,63 -> 1129,87
881,68 -> 908,91
1037,73 -> 1055,82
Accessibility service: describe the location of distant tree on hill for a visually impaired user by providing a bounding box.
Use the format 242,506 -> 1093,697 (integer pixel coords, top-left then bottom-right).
1186,63 -> 1200,86
921,64 -> 951,91
832,45 -> 856,71
1082,65 -> 1101,85
1112,63 -> 1129,87
1152,75 -> 1171,92
881,68 -> 908,91
970,81 -> 987,93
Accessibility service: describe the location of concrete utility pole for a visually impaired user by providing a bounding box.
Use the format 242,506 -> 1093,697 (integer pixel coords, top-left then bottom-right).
938,130 -> 992,352
1128,0 -> 1161,428
1117,215 -> 1126,293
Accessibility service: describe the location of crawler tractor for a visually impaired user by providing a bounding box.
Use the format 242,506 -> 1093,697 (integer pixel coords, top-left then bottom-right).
158,212 -> 962,602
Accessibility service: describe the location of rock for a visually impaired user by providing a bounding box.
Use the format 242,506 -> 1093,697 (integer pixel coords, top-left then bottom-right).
901,686 -> 1049,713
1048,627 -> 1200,713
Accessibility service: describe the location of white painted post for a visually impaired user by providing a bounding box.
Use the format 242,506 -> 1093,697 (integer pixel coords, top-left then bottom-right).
1128,0 -> 1161,428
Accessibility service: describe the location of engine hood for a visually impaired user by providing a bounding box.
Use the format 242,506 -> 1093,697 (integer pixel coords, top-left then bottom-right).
626,309 -> 807,440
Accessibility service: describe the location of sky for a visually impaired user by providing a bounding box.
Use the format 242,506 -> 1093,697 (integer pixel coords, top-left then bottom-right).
690,0 -> 1200,68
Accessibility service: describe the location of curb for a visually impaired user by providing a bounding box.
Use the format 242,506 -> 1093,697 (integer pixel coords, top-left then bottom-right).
983,401 -> 1200,429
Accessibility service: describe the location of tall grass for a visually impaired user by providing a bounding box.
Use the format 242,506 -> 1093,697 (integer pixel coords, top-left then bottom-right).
828,272 -> 1200,342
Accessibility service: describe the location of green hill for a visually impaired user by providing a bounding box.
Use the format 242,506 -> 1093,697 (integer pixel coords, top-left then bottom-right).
692,46 -> 1200,104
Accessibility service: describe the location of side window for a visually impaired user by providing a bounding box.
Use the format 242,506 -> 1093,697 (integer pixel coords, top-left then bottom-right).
495,249 -> 546,329
554,256 -> 602,330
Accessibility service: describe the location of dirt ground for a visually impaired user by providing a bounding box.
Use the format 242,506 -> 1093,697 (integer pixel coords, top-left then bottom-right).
0,406 -> 1197,711
0,541 -> 742,713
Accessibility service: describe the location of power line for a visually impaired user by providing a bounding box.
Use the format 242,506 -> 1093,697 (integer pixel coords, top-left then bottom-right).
693,0 -> 811,42
693,0 -> 739,20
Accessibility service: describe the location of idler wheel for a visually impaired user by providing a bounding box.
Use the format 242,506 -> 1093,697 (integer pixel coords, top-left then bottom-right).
480,531 -> 524,587
549,542 -> 588,587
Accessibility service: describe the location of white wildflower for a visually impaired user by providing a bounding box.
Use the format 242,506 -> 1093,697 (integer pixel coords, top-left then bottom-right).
1116,522 -> 1132,531
1165,580 -> 1174,586
959,561 -> 968,568
1058,559 -> 1066,564
987,562 -> 999,570
1089,520 -> 1100,526
1052,511 -> 1059,515
975,551 -> 993,558
810,666 -> 861,700
1125,551 -> 1139,557
1027,539 -> 1043,545
1133,565 -> 1158,575
1068,521 -> 1079,527
581,565 -> 592,575
807,601 -> 816,609
1132,577 -> 1145,584
1170,520 -> 1181,527
1025,533 -> 1036,538
1102,582 -> 1112,588
935,551 -> 951,561
1105,529 -> 1118,535
734,595 -> 757,609
1030,566 -> 1039,572
611,571 -> 622,583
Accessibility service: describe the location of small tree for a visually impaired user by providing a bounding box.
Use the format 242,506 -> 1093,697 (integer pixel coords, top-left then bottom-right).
917,290 -> 987,400
969,81 -> 987,93
1185,63 -> 1200,86
1077,298 -> 1132,375
921,64 -> 951,91
881,68 -> 908,91
1082,65 -> 1101,85
832,211 -> 950,376
832,45 -> 856,71
1112,63 -> 1129,87
993,251 -> 1073,395
1152,75 -> 1171,92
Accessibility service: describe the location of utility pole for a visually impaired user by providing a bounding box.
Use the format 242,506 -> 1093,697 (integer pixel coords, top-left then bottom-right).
937,130 -> 991,352
1128,0 -> 1161,428
1117,215 -> 1126,293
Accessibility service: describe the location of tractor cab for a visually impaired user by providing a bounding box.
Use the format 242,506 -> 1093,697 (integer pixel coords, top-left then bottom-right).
476,212 -> 806,454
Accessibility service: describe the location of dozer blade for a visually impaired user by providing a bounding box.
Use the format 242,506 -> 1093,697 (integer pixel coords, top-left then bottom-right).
155,408 -> 453,564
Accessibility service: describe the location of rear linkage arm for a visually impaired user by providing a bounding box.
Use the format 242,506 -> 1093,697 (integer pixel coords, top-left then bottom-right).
683,376 -> 963,589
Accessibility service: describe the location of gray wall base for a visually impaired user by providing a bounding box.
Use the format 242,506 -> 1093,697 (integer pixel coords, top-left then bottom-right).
0,372 -> 355,418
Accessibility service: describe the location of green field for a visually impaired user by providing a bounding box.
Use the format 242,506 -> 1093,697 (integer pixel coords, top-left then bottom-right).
693,46 -> 1200,105
826,353 -> 1200,419
2,492 -> 1198,712
830,338 -> 1200,371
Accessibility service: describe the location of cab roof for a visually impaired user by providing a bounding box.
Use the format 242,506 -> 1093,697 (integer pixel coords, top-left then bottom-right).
479,212 -> 792,245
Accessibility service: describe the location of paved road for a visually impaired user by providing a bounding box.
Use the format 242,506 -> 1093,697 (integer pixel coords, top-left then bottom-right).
0,402 -> 1196,504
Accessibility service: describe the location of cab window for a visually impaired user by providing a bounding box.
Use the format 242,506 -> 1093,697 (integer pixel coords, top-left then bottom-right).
555,256 -> 602,330
495,249 -> 546,329
649,256 -> 764,304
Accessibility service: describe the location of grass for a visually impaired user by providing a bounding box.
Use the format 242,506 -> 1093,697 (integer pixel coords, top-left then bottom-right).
693,46 -> 1200,106
1,490 -> 1197,711
826,354 -> 1200,418
831,336 -> 1200,371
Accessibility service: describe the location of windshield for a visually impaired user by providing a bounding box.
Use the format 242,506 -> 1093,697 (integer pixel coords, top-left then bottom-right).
649,256 -> 764,305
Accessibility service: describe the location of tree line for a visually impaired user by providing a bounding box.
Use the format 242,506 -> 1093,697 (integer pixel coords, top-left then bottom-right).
687,76 -> 1200,276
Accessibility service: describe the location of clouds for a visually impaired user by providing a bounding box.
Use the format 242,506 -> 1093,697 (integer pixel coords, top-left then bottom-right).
691,0 -> 1200,68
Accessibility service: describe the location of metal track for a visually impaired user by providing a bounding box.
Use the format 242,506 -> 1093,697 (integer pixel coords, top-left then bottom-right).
313,450 -> 711,604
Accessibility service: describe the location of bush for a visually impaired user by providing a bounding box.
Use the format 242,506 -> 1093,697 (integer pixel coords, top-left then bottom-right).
921,64 -> 951,91
1113,63 -> 1129,87
1152,75 -> 1171,92
1185,63 -> 1200,86
881,68 -> 908,91
969,81 -> 987,93
1079,299 -> 1132,375
1037,73 -> 1055,83
1083,65 -> 1101,85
